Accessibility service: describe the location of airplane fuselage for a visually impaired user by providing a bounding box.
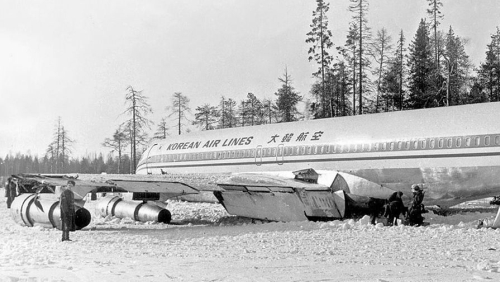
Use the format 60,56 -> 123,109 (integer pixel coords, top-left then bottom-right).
136,102 -> 500,207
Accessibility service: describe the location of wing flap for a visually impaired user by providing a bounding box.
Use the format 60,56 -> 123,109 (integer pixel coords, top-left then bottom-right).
215,172 -> 346,221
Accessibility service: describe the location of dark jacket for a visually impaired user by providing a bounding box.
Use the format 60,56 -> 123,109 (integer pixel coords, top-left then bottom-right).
60,189 -> 76,231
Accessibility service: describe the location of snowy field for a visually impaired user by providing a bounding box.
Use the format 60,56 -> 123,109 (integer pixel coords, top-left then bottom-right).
1,191 -> 500,282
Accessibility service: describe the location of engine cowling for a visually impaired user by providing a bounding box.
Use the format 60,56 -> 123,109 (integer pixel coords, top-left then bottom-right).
96,196 -> 171,224
10,193 -> 91,230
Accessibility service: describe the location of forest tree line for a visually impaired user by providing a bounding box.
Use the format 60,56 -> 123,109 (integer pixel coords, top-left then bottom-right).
2,0 -> 500,179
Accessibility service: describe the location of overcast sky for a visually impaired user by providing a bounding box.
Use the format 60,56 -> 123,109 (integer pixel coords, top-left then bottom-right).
1,0 -> 499,159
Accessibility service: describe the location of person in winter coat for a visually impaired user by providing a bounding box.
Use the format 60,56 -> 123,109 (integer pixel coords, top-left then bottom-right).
384,191 -> 407,226
60,180 -> 76,241
407,184 -> 427,226
6,177 -> 18,209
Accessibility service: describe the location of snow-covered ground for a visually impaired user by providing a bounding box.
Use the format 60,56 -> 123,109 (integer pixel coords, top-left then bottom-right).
1,191 -> 500,282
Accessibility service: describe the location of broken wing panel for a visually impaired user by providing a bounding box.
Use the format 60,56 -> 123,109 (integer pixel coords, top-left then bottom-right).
216,191 -> 308,222
216,173 -> 346,221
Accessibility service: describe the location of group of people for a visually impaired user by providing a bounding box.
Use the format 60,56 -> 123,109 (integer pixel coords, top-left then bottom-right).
4,178 -> 76,241
369,184 -> 427,226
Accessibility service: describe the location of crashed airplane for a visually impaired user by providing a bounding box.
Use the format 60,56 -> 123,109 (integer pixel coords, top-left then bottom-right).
9,102 -> 500,227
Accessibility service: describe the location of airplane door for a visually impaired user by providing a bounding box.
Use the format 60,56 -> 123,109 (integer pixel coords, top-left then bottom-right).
145,143 -> 158,174
277,144 -> 284,165
255,145 -> 262,166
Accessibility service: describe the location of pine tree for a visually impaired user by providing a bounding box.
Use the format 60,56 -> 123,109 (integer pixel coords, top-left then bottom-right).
168,92 -> 191,135
241,93 -> 263,126
306,0 -> 334,118
275,68 -> 302,122
193,104 -> 219,130
442,26 -> 471,105
478,27 -> 500,102
349,0 -> 371,115
154,118 -> 169,139
121,86 -> 153,173
344,23 -> 359,115
45,117 -> 73,173
407,19 -> 435,109
371,28 -> 393,112
219,98 -> 238,128
102,126 -> 128,173
427,0 -> 444,73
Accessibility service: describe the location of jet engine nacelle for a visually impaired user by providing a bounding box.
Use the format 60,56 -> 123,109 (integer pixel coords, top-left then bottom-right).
10,193 -> 91,230
96,196 -> 171,224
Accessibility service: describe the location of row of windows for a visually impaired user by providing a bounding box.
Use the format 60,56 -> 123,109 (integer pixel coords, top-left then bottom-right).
140,134 -> 500,165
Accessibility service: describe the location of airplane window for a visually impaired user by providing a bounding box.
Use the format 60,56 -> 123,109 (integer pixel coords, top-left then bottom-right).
421,140 -> 427,149
300,146 -> 305,155
338,145 -> 344,153
352,144 -> 357,152
485,136 -> 491,146
496,136 -> 500,145
382,143 -> 387,151
397,142 -> 402,150
323,145 -> 329,153
413,141 -> 418,150
271,148 -> 276,156
429,139 -> 435,149
447,138 -> 452,148
475,137 -> 481,146
330,145 -> 336,153
306,146 -> 311,154
438,139 -> 443,148
373,143 -> 379,151
389,142 -> 395,151
342,144 -> 349,153
292,146 -> 298,155
465,137 -> 471,147
456,138 -> 462,147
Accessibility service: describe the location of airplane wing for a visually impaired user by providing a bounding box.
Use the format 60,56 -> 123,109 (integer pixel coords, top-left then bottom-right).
16,173 -> 200,200
213,169 -> 399,222
213,172 -> 348,222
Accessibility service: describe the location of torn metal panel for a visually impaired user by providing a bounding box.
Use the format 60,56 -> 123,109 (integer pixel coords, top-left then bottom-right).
216,190 -> 308,222
296,189 -> 345,219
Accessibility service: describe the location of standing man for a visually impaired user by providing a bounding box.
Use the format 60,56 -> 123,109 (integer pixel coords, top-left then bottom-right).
407,184 -> 427,226
6,178 -> 18,209
60,180 -> 76,242
5,177 -> 12,208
